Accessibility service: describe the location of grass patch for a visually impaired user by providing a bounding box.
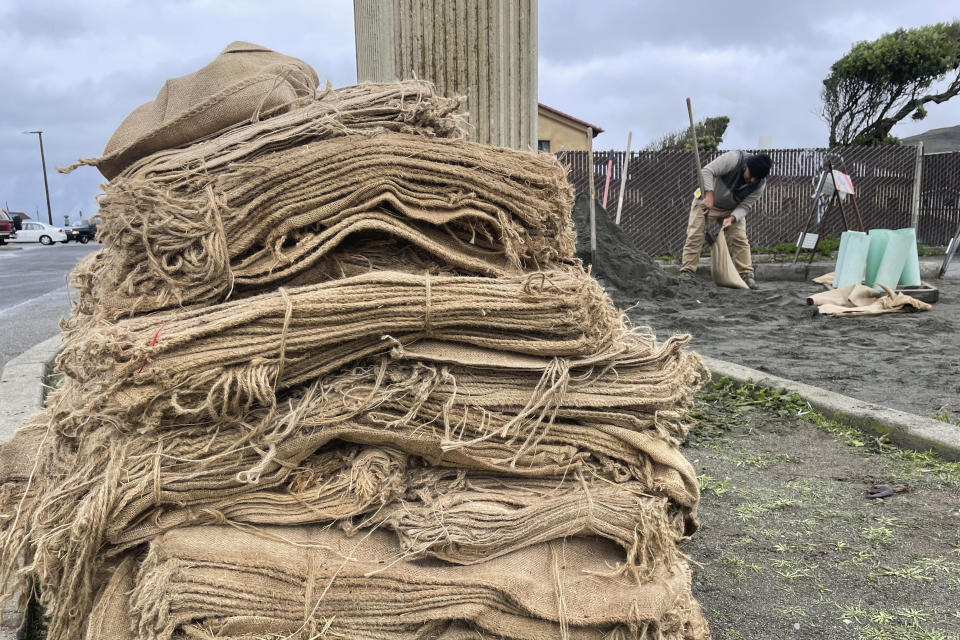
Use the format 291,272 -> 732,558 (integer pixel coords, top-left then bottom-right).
932,408 -> 960,427
685,377 -> 960,639
690,378 -> 960,487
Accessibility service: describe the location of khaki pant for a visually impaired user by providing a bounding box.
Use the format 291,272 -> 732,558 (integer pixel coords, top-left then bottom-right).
680,198 -> 754,277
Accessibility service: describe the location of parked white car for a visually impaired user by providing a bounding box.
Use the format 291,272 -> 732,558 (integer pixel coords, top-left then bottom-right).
9,221 -> 68,245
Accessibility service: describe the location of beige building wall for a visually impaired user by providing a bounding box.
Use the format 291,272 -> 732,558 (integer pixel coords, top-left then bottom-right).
537,109 -> 594,153
354,0 -> 537,150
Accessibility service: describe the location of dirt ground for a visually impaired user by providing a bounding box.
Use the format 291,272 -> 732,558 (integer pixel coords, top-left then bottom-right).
623,277 -> 960,420
682,381 -> 960,640
572,195 -> 958,421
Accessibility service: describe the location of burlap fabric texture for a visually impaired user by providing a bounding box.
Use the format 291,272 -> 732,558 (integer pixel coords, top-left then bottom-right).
74,133 -> 574,319
0,60 -> 711,640
92,41 -> 319,180
3,333 -> 708,640
56,268 -> 617,429
84,526 -> 709,640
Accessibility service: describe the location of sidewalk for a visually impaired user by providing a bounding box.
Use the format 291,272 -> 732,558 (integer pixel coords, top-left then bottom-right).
0,336 -> 59,640
0,335 -> 60,445
659,253 -> 960,281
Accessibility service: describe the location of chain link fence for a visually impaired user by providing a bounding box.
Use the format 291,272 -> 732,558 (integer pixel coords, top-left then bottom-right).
918,151 -> 960,245
558,146 -> 960,256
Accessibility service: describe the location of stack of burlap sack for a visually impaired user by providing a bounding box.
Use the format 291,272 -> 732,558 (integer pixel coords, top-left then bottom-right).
0,43 -> 711,640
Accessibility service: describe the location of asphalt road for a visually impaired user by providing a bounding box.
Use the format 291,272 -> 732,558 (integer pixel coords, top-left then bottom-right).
0,242 -> 100,371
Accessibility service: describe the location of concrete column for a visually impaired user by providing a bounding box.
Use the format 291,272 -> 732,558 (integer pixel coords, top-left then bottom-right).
354,0 -> 537,150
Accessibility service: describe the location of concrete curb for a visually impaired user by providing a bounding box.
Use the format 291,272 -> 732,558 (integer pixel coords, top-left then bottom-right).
0,337 -> 60,640
701,355 -> 960,462
0,335 -> 61,445
660,255 -> 958,282
0,599 -> 22,640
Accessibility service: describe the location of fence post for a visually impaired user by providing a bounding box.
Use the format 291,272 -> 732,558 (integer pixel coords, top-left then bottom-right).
587,127 -> 597,268
911,141 -> 923,229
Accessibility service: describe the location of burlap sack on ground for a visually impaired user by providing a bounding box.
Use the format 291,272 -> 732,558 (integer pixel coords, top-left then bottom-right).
93,42 -> 319,180
807,283 -> 931,316
710,230 -> 748,289
81,133 -> 574,317
56,269 -> 619,428
114,525 -> 708,640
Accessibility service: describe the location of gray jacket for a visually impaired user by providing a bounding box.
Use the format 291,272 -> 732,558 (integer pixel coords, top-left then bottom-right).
702,150 -> 766,221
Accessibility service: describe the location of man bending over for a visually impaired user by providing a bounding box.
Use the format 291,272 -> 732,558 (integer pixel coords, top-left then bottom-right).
680,151 -> 772,289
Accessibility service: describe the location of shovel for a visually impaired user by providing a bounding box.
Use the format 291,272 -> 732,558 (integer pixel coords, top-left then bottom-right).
686,98 -> 719,250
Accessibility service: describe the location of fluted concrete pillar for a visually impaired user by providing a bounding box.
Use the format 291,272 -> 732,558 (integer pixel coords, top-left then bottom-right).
355,0 -> 537,150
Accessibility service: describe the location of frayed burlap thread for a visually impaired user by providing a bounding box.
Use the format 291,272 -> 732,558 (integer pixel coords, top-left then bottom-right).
56,268 -> 618,429
121,525 -> 708,640
0,334 -> 707,640
80,133 -> 574,317
62,79 -> 467,180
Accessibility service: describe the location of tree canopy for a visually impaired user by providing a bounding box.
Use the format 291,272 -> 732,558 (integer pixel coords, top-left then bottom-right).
644,115 -> 730,152
821,21 -> 960,146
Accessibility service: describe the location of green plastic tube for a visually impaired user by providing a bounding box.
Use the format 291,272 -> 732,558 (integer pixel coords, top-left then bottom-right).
872,231 -> 911,291
833,231 -> 869,288
864,229 -> 892,287
895,228 -> 922,287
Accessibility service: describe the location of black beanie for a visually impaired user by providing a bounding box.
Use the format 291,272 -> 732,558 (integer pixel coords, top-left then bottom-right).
746,153 -> 772,180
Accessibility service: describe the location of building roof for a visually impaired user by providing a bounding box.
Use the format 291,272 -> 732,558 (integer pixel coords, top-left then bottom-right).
538,103 -> 604,136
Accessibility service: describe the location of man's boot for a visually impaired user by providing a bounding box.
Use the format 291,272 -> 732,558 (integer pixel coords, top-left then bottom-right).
742,275 -> 759,290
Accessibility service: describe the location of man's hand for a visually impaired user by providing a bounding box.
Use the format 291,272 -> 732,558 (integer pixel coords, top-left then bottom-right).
702,191 -> 715,210
721,215 -> 735,230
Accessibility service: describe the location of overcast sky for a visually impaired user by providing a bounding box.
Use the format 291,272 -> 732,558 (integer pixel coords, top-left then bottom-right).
2,0 -> 958,224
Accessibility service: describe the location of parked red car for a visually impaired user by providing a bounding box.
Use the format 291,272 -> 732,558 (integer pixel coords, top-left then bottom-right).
0,210 -> 15,245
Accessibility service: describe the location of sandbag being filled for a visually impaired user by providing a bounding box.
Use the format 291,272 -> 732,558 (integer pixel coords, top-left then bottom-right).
710,230 -> 748,289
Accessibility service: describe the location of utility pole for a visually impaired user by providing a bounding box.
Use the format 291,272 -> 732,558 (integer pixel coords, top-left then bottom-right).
24,130 -> 53,225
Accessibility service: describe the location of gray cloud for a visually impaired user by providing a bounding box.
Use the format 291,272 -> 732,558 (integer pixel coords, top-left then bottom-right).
2,0 -> 958,223
538,1 -> 960,150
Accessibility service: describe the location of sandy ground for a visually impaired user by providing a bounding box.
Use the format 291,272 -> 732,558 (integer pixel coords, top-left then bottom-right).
624,277 -> 960,420
682,381 -> 960,640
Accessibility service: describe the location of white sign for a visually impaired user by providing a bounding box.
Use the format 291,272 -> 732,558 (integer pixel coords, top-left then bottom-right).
831,170 -> 855,195
797,232 -> 819,249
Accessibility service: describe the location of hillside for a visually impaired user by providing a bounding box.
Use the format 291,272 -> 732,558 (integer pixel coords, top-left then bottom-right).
901,124 -> 960,153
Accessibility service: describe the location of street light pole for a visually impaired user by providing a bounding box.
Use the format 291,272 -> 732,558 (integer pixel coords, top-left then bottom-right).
24,130 -> 53,225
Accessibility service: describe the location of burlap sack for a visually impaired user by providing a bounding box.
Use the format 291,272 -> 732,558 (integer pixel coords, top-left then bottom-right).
83,133 -> 574,317
0,419 -> 46,484
0,417 -> 50,535
7,332 -> 706,640
84,556 -> 136,640
114,79 -> 467,179
56,268 -> 620,427
366,471 -> 686,571
807,283 -> 931,316
97,41 -> 319,180
710,230 -> 748,289
123,525 -> 708,640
